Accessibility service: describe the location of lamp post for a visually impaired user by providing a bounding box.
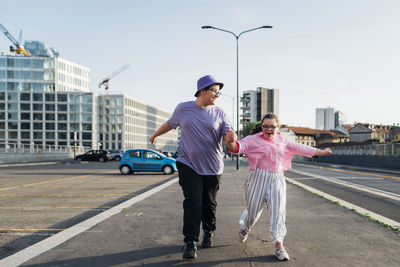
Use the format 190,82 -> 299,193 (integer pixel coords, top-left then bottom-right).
73,92 -> 91,159
201,25 -> 272,170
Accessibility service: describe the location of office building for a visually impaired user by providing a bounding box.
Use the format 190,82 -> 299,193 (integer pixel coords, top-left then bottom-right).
241,87 -> 279,124
315,107 -> 335,130
1,50 -> 178,153
98,94 -> 178,152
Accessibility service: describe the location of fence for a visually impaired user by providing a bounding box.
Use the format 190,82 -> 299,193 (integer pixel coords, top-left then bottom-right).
331,143 -> 400,156
0,142 -> 91,154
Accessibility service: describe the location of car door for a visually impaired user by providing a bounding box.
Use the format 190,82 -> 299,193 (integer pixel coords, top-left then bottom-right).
83,150 -> 94,161
93,150 -> 102,161
128,150 -> 144,170
142,150 -> 163,171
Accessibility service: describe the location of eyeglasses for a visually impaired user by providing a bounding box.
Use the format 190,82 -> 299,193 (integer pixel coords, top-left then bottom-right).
262,125 -> 277,130
207,88 -> 221,96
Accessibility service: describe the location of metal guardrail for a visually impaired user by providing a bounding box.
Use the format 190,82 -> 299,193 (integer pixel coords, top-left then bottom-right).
332,143 -> 400,156
0,143 -> 91,154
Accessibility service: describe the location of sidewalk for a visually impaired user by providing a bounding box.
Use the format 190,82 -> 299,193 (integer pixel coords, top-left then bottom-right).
7,160 -> 400,266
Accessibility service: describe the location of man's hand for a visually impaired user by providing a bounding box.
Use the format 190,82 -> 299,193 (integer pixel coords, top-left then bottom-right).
225,129 -> 237,143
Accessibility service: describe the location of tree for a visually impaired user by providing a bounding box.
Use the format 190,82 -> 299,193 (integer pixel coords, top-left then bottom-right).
242,122 -> 259,138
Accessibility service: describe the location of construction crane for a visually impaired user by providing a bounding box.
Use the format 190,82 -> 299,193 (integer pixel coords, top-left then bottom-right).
98,64 -> 130,90
0,23 -> 31,56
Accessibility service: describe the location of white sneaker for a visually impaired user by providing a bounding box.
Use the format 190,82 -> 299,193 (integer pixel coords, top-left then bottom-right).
238,229 -> 249,243
274,245 -> 289,261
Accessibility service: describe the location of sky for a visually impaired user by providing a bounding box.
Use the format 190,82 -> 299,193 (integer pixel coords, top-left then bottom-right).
1,0 -> 399,129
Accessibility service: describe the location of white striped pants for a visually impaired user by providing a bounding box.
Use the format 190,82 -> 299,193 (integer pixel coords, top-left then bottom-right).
239,168 -> 287,244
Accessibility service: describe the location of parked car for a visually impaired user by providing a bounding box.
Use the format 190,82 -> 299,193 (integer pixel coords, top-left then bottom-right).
75,150 -> 111,162
162,151 -> 172,157
119,149 -> 177,175
109,149 -> 124,161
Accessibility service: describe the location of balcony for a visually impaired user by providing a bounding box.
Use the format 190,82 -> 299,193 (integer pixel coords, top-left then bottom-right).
240,97 -> 250,103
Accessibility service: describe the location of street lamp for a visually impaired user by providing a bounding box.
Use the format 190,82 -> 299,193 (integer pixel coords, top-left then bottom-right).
202,25 -> 273,170
73,92 -> 91,159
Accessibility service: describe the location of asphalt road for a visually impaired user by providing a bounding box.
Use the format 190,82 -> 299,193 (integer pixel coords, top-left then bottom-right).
5,159 -> 399,266
0,161 -> 177,260
286,162 -> 400,223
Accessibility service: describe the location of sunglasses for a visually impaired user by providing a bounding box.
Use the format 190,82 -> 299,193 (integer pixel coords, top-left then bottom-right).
262,125 -> 277,130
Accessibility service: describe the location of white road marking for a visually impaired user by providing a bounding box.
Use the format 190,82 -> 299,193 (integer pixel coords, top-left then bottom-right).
289,169 -> 400,202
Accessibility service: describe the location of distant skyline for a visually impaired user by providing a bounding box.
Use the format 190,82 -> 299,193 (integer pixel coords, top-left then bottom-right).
1,0 -> 399,128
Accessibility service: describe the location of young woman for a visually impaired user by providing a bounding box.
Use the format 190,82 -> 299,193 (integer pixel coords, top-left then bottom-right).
225,113 -> 331,261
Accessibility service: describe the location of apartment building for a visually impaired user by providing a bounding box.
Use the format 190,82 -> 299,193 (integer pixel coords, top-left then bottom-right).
241,87 -> 279,124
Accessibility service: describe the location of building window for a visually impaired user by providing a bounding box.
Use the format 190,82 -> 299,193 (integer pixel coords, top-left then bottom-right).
8,103 -> 18,111
45,94 -> 55,102
57,94 -> 67,102
33,93 -> 43,101
34,132 -> 43,139
33,113 -> 43,120
58,123 -> 67,130
20,103 -> 31,111
45,114 -> 55,120
45,132 -> 55,139
45,104 -> 55,111
33,123 -> 43,130
21,122 -> 30,130
21,132 -> 30,139
8,122 -> 18,129
57,104 -> 67,111
82,133 -> 91,140
8,112 -> 18,120
9,131 -> 18,139
58,114 -> 67,121
82,123 -> 92,131
33,104 -> 43,111
58,132 -> 67,140
45,123 -> 55,130
20,93 -> 31,101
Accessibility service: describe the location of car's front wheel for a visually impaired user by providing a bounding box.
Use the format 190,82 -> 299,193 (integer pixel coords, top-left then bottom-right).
120,165 -> 132,175
98,157 -> 105,162
75,157 -> 82,161
162,165 -> 174,175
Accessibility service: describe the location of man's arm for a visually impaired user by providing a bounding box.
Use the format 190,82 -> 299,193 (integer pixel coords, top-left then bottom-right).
150,122 -> 173,144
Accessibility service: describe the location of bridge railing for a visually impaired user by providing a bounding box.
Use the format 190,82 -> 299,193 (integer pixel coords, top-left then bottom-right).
331,143 -> 400,156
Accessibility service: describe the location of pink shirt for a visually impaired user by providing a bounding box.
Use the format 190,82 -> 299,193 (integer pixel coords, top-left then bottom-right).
231,132 -> 316,172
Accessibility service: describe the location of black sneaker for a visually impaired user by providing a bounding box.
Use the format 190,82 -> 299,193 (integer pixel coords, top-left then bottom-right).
182,240 -> 197,259
202,230 -> 214,248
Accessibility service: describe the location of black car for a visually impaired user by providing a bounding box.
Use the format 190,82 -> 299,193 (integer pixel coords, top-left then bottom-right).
75,150 -> 112,162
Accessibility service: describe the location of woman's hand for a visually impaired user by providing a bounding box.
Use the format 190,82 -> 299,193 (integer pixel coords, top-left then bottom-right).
315,148 -> 332,156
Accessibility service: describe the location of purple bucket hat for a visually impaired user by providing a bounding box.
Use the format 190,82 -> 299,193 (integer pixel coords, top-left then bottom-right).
195,75 -> 224,97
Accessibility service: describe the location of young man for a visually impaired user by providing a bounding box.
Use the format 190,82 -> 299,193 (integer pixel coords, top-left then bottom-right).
150,75 -> 234,259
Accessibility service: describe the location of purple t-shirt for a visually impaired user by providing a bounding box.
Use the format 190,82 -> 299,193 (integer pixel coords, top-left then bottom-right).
167,101 -> 233,175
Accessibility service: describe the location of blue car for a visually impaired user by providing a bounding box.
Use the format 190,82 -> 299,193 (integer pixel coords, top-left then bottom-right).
119,149 -> 178,175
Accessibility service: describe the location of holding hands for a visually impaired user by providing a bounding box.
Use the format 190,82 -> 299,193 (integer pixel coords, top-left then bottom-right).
225,129 -> 237,144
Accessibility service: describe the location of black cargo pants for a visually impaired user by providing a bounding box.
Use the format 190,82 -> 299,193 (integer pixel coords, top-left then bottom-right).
176,161 -> 221,243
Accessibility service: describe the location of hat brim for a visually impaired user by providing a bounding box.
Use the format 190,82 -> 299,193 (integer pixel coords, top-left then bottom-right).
194,82 -> 224,97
